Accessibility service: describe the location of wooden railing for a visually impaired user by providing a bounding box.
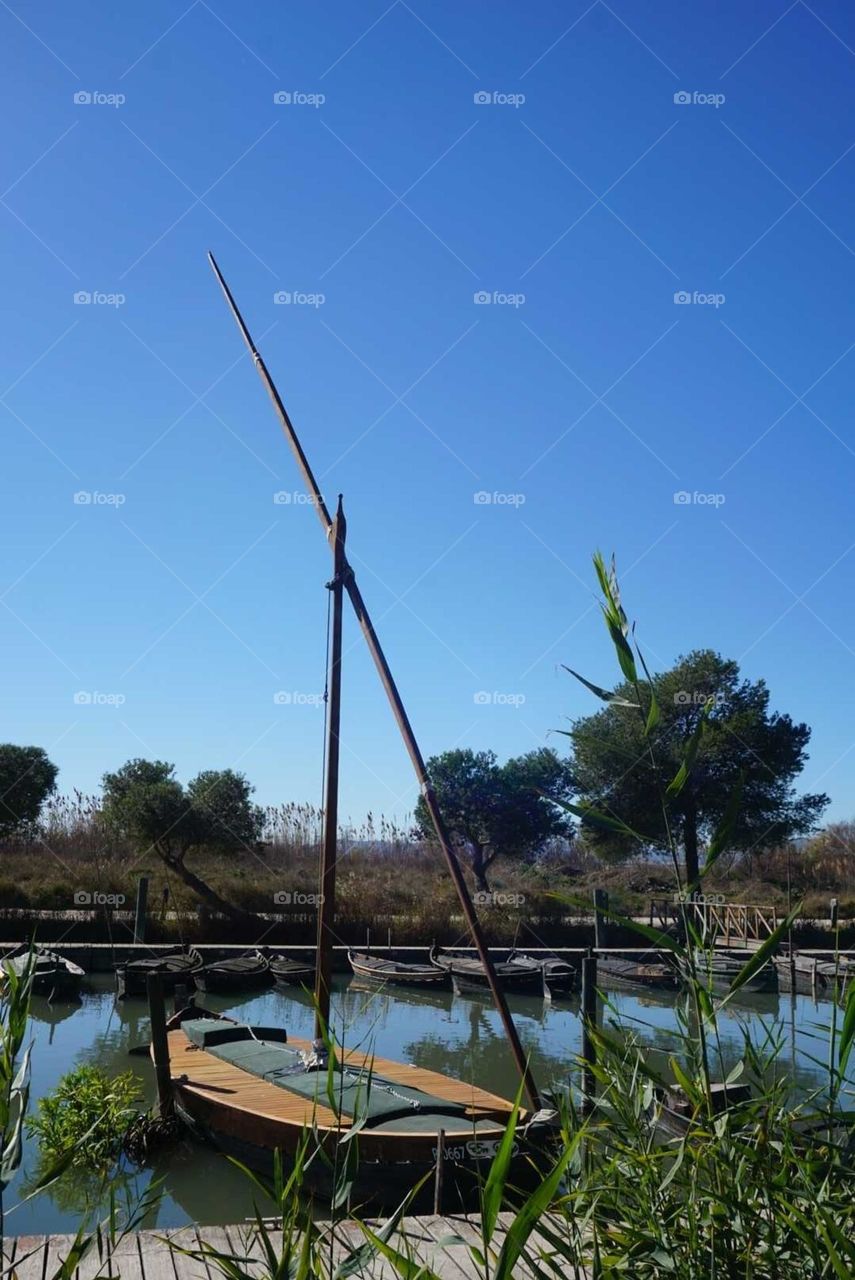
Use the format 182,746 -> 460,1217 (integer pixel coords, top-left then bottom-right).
650,897 -> 780,946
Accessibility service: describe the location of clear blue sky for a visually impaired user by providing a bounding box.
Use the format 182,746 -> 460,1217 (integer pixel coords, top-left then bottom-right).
1,1 -> 853,828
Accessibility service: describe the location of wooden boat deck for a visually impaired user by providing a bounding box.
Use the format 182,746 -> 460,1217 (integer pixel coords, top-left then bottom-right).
169,1029 -> 521,1134
2,1213 -> 576,1280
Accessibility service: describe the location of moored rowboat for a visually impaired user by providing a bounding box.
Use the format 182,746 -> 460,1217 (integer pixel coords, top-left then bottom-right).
508,951 -> 578,999
116,948 -> 204,999
348,950 -> 450,988
267,953 -> 316,987
194,950 -> 273,994
3,947 -> 84,1000
429,945 -> 543,995
597,956 -> 678,992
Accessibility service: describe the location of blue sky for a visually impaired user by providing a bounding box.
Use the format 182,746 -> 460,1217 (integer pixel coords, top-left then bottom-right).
1,1 -> 853,828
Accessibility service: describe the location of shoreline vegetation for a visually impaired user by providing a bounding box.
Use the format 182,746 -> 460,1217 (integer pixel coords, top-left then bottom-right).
0,796 -> 852,946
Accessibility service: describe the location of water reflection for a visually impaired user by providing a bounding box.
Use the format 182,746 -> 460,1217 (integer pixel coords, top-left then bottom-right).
5,973 -> 851,1234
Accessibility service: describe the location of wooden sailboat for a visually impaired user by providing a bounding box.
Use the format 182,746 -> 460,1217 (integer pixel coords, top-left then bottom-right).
3,946 -> 84,1000
117,947 -> 203,998
158,256 -> 557,1205
194,949 -> 273,994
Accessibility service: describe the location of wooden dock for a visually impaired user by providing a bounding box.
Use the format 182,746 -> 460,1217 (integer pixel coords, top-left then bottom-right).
2,1213 -> 570,1279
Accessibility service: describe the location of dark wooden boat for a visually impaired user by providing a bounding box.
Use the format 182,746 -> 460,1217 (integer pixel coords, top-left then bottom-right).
429,945 -> 543,995
597,956 -> 678,992
267,953 -> 316,987
348,950 -> 450,988
686,949 -> 778,995
774,953 -> 850,999
161,1005 -> 554,1206
649,1081 -> 752,1138
508,951 -> 578,1000
3,947 -> 84,1000
194,950 -> 273,994
116,947 -> 203,999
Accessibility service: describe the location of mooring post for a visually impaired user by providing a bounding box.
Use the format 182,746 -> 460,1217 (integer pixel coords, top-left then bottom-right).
147,973 -> 173,1117
433,1128 -> 445,1213
830,898 -> 839,932
593,889 -> 609,950
581,949 -> 598,1117
134,876 -> 149,945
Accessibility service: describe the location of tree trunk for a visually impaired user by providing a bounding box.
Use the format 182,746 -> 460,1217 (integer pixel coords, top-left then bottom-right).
683,793 -> 700,893
470,843 -> 491,893
162,853 -> 264,925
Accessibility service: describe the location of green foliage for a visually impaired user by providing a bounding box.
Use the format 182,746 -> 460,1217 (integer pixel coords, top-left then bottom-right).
413,747 -> 573,889
0,949 -> 33,1193
186,769 -> 263,853
566,645 -> 827,879
0,745 -> 58,838
26,1066 -> 141,1170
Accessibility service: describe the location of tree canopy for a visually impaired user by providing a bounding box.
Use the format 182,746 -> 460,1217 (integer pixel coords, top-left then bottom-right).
101,759 -> 264,920
414,747 -> 573,891
567,648 -> 827,884
0,745 -> 58,838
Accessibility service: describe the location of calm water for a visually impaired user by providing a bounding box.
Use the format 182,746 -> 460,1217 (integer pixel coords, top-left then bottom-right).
4,974 -> 850,1235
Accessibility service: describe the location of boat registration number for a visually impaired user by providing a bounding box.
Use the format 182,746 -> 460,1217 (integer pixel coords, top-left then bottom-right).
432,1139 -> 519,1161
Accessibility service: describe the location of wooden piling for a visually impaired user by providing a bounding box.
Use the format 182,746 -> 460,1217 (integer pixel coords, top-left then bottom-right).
134,876 -> 149,944
581,950 -> 597,1116
593,890 -> 609,950
147,973 -> 173,1117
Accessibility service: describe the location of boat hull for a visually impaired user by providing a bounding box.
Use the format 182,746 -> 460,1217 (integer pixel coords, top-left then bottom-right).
348,952 -> 450,989
194,966 -> 273,995
116,952 -> 203,999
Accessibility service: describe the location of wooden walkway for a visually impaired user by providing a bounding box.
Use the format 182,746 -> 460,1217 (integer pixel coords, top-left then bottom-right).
2,1213 -> 571,1279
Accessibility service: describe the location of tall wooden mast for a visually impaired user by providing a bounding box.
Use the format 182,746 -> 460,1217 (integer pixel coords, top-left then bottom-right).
315,495 -> 346,1038
207,253 -> 540,1110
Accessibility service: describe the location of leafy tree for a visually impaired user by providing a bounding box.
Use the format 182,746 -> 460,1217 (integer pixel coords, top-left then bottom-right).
101,759 -> 263,921
414,747 -> 573,891
566,648 -> 827,887
0,745 -> 58,838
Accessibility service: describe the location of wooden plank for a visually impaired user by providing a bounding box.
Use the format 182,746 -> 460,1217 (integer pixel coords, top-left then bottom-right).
4,1236 -> 47,1280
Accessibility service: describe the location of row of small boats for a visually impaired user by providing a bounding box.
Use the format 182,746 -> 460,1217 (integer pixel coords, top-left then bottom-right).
4,944 -> 853,1004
